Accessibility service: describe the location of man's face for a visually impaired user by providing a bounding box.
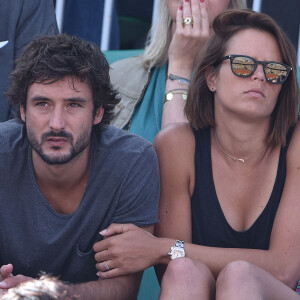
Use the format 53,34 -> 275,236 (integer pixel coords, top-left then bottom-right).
21,76 -> 103,165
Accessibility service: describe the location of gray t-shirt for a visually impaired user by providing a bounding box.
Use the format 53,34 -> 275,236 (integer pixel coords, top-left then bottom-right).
0,120 -> 159,283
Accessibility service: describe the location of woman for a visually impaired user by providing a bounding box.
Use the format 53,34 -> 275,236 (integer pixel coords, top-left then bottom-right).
110,0 -> 247,142
94,9 -> 300,299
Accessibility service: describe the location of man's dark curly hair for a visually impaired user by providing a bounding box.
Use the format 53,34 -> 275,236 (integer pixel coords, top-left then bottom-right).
7,34 -> 120,132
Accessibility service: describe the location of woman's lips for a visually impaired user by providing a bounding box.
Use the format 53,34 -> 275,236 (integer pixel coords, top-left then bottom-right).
245,88 -> 265,98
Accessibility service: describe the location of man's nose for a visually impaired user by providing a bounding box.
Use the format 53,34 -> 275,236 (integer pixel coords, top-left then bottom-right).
49,108 -> 66,130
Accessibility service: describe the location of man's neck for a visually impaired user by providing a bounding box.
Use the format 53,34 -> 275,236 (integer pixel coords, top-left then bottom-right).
32,145 -> 92,214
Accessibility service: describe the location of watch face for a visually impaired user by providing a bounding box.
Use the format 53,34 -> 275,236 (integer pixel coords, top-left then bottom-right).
169,240 -> 185,260
172,249 -> 185,259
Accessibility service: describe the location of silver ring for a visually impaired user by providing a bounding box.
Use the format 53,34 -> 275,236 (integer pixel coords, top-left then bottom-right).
104,261 -> 110,271
182,17 -> 193,26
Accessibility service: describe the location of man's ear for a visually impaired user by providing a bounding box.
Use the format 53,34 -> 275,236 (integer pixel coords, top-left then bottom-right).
20,105 -> 26,122
205,66 -> 217,92
93,106 -> 104,125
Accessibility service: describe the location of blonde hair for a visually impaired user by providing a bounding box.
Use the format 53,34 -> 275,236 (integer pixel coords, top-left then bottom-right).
142,0 -> 247,69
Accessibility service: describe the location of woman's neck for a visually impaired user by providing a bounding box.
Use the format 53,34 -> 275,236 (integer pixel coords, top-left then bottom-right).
213,118 -> 271,162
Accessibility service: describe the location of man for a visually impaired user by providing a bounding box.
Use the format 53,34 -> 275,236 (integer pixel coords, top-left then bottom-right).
0,0 -> 58,122
0,34 -> 159,299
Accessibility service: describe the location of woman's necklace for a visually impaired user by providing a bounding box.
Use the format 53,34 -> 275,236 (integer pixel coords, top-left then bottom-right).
214,130 -> 257,163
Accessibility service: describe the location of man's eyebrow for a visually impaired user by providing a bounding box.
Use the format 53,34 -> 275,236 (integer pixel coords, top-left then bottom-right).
64,97 -> 87,103
29,96 -> 49,102
29,96 -> 88,102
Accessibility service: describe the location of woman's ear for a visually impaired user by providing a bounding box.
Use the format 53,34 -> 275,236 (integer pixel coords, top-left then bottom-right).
205,66 -> 217,92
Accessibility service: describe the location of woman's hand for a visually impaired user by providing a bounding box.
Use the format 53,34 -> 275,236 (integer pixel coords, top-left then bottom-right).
93,224 -> 160,279
168,0 -> 209,71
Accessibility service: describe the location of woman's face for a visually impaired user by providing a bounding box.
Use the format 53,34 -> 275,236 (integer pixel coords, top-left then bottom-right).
166,0 -> 231,27
208,29 -> 283,121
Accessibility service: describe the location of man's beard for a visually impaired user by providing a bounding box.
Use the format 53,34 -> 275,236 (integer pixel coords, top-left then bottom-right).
27,129 -> 92,165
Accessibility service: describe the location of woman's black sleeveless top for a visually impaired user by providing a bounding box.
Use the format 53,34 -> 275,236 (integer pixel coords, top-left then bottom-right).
191,126 -> 294,250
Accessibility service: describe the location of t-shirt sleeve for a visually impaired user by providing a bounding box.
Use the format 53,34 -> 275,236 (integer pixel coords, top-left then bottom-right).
111,145 -> 160,226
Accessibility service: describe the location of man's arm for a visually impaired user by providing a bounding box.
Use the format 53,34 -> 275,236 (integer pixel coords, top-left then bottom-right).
0,264 -> 33,295
0,264 -> 142,300
65,144 -> 159,298
64,273 -> 142,300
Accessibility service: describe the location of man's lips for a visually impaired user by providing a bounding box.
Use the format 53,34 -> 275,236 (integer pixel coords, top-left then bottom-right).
46,137 -> 69,147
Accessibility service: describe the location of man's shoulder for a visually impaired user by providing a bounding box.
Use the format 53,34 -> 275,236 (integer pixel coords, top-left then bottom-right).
0,119 -> 26,151
99,125 -> 153,154
92,126 -> 158,180
0,119 -> 24,133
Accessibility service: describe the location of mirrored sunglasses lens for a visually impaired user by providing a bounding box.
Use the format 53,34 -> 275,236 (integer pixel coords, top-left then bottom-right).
265,63 -> 288,83
232,56 -> 255,77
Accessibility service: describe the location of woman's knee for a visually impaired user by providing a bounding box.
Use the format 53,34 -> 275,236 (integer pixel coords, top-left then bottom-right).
160,258 -> 215,299
216,261 -> 262,299
162,258 -> 215,288
217,260 -> 259,287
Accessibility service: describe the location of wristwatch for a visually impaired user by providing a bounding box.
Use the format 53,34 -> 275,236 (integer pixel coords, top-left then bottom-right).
168,239 -> 185,260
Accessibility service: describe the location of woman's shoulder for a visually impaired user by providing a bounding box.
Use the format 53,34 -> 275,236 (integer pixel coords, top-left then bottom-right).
154,122 -> 195,154
154,123 -> 196,193
286,119 -> 300,163
289,119 -> 300,143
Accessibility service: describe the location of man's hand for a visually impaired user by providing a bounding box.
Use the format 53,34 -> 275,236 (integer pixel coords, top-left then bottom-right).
94,223 -> 157,279
0,264 -> 13,282
0,264 -> 13,289
0,264 -> 33,289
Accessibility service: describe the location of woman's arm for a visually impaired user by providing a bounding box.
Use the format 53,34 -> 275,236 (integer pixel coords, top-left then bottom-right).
155,123 -> 196,241
154,123 -> 196,281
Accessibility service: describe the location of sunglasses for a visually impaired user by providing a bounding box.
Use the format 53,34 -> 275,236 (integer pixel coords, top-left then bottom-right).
219,54 -> 292,84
